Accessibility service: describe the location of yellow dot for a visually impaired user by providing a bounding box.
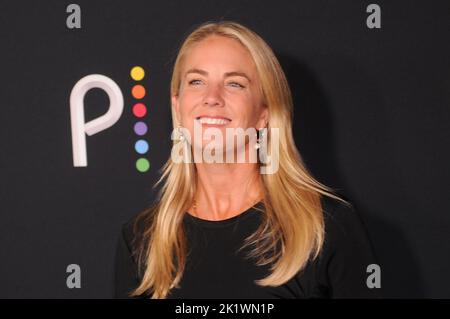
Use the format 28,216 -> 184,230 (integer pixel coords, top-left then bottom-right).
130,66 -> 145,81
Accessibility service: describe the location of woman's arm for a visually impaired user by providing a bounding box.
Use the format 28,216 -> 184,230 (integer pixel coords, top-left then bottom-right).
113,222 -> 142,299
315,198 -> 383,298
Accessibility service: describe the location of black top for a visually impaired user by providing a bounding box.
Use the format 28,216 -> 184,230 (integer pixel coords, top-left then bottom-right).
114,196 -> 383,298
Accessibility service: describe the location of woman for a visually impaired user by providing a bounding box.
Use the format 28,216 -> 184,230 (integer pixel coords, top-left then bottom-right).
114,20 -> 382,299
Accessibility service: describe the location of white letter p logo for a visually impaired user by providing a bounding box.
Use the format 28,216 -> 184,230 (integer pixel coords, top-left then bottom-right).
70,74 -> 124,167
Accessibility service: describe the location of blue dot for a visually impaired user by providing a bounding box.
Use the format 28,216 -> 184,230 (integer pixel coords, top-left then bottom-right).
135,139 -> 149,154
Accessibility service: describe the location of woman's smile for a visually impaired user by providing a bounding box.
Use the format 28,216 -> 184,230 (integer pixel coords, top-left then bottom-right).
196,115 -> 232,127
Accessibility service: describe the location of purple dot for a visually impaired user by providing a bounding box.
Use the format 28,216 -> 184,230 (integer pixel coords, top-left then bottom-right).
134,121 -> 148,135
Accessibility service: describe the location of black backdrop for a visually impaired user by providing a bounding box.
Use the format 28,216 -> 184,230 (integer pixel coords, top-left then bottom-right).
0,0 -> 449,298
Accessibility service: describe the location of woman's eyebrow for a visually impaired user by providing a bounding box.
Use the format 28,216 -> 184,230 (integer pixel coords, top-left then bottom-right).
225,71 -> 251,82
185,68 -> 251,82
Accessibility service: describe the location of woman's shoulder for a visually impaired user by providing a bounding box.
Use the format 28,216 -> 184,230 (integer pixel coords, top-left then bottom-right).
120,205 -> 155,255
315,195 -> 382,298
320,195 -> 371,246
318,194 -> 379,272
115,207 -> 155,298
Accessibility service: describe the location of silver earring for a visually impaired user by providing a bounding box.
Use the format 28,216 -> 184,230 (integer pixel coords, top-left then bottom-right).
176,124 -> 185,142
254,127 -> 267,150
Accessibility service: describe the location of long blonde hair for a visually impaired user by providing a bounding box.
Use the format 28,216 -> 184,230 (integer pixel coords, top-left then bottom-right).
130,20 -> 350,298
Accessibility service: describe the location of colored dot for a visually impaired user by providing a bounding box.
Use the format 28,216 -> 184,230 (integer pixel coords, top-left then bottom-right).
134,121 -> 148,135
130,66 -> 145,81
132,103 -> 147,118
132,85 -> 146,99
136,158 -> 150,172
135,139 -> 149,154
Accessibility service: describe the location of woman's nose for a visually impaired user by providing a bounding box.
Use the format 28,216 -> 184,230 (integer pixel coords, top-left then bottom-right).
202,83 -> 224,107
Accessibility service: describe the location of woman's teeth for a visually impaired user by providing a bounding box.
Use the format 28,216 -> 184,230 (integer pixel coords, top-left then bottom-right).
197,117 -> 231,125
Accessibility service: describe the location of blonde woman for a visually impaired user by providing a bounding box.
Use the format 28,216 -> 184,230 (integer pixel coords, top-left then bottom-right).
114,21 -> 382,299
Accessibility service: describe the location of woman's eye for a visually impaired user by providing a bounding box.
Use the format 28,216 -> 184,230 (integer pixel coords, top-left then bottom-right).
228,82 -> 245,88
188,79 -> 202,85
188,79 -> 244,88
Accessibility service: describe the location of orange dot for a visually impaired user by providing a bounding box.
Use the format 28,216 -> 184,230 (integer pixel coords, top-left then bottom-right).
132,85 -> 146,99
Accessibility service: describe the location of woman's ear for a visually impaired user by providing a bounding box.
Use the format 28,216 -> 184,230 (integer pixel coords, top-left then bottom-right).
257,106 -> 269,129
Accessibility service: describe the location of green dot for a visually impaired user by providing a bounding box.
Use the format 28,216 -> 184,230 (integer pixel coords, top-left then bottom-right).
136,158 -> 150,172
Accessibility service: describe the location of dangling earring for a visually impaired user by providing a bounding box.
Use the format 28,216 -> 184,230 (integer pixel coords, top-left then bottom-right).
176,123 -> 185,142
254,127 -> 267,149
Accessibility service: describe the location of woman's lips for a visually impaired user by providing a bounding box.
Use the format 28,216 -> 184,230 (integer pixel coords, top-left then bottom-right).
195,116 -> 231,126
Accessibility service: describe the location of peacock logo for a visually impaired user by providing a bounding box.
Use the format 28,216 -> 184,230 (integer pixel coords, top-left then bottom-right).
70,66 -> 150,173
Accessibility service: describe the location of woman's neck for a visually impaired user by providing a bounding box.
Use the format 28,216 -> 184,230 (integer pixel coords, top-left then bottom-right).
191,161 -> 264,221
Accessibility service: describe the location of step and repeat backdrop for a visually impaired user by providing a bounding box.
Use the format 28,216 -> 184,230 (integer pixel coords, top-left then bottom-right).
0,1 -> 448,298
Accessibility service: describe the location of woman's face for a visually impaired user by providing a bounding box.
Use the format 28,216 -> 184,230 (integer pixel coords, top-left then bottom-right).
172,35 -> 268,153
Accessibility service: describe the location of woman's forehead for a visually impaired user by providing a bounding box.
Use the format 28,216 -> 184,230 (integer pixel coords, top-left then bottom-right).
182,37 -> 257,77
